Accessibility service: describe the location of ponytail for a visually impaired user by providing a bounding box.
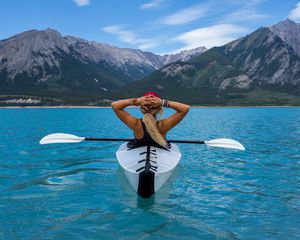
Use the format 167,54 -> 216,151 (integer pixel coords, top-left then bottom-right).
143,113 -> 168,148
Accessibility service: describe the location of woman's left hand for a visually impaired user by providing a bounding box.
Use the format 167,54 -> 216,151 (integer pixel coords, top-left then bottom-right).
144,96 -> 161,108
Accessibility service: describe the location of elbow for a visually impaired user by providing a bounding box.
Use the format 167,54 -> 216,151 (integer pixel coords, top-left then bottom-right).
184,104 -> 190,113
111,100 -> 124,111
111,101 -> 117,110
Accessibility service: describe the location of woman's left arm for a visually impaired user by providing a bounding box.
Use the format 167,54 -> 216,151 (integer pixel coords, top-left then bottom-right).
159,100 -> 190,133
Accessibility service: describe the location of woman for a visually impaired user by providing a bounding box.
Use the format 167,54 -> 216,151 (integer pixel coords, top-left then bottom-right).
111,91 -> 190,148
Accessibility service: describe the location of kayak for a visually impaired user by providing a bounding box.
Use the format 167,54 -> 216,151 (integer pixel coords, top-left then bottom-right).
116,142 -> 182,198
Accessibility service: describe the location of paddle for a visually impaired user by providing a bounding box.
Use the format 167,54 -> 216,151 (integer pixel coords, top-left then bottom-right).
40,133 -> 245,151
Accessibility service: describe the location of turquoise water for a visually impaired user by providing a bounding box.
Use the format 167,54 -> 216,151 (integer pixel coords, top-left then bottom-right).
0,107 -> 299,239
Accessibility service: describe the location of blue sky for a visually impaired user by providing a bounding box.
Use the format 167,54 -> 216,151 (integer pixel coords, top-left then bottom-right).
1,0 -> 300,54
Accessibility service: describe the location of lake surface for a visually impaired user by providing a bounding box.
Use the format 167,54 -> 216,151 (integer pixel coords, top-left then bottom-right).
0,107 -> 299,239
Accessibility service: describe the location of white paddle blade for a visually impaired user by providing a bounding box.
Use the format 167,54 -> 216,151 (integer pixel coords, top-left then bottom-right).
39,133 -> 85,144
204,138 -> 245,151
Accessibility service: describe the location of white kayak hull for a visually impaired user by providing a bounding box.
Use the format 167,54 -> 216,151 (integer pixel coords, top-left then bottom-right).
116,143 -> 181,198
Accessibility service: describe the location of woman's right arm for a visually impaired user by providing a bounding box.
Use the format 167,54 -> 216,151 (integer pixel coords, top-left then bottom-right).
111,98 -> 141,131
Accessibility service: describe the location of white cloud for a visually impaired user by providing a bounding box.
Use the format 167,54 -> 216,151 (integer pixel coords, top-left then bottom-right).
223,9 -> 268,23
215,0 -> 267,24
102,25 -> 160,50
139,0 -> 165,10
161,5 -> 208,25
288,1 -> 300,21
138,42 -> 158,50
102,25 -> 136,43
73,0 -> 90,7
173,24 -> 248,51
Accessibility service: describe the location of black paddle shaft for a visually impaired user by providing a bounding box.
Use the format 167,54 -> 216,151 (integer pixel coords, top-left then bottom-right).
85,137 -> 132,142
84,137 -> 205,144
169,140 -> 205,144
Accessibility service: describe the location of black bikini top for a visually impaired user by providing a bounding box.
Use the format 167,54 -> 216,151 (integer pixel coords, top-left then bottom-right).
132,120 -> 162,148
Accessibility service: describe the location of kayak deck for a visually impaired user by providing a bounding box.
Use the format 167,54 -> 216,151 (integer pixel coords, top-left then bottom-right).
116,143 -> 181,198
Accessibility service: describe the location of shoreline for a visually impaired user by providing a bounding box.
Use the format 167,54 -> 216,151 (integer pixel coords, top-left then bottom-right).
0,105 -> 111,109
0,105 -> 300,109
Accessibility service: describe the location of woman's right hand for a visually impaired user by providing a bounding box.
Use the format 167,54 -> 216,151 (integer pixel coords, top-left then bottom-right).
144,96 -> 161,108
139,96 -> 160,109
137,97 -> 146,106
138,97 -> 151,111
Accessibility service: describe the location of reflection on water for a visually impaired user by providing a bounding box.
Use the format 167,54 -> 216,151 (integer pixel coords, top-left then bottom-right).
0,107 -> 300,239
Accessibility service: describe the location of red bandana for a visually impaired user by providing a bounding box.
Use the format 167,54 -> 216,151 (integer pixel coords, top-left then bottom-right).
143,91 -> 160,98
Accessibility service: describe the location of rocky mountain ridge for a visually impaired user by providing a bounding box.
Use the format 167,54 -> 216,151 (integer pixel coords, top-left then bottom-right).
1,19 -> 300,105
269,19 -> 300,58
0,28 -> 206,96
114,20 -> 300,105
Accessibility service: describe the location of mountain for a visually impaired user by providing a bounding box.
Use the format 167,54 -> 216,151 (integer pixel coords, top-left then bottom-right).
161,47 -> 207,65
222,27 -> 300,89
269,19 -> 300,58
0,29 -> 206,99
2,20 -> 300,106
115,21 -> 300,105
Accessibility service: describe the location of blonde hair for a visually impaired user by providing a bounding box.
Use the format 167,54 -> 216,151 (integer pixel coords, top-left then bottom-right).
141,107 -> 168,148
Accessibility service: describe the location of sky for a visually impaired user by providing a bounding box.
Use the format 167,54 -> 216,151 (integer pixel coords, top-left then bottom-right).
1,0 -> 300,54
